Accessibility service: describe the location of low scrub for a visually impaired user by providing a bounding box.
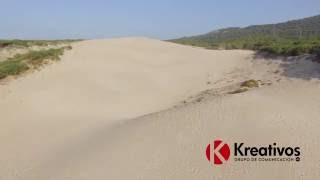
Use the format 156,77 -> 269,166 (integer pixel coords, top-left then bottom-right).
0,60 -> 29,79
0,39 -> 80,48
15,48 -> 64,66
172,37 -> 320,56
0,47 -> 68,79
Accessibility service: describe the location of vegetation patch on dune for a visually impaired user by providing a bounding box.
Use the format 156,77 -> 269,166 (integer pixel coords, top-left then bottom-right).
0,47 -> 70,79
15,48 -> 64,66
241,79 -> 260,88
0,60 -> 29,79
228,79 -> 260,94
0,39 -> 80,48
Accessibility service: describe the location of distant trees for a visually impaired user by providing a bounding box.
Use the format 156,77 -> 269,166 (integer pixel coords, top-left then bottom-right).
170,15 -> 320,56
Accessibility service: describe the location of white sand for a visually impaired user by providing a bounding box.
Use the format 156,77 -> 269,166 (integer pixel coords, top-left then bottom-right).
0,38 -> 319,179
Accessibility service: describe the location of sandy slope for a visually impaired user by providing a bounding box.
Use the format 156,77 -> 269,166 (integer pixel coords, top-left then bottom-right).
0,38 -> 320,180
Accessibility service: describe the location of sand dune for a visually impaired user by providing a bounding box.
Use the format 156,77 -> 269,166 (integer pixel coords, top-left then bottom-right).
0,38 -> 320,180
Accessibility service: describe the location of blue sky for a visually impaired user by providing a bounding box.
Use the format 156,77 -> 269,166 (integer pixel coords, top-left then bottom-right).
1,0 -> 319,40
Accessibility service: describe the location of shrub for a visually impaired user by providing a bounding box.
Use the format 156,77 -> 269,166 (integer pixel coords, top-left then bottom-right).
241,79 -> 260,88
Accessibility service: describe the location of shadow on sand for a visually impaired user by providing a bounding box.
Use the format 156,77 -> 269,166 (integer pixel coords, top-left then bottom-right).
253,52 -> 320,80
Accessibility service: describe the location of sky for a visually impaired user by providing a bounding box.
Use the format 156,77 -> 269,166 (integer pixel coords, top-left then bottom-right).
0,0 -> 320,40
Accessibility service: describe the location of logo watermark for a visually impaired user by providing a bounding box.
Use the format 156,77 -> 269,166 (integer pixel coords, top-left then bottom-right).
206,140 -> 230,165
206,139 -> 301,165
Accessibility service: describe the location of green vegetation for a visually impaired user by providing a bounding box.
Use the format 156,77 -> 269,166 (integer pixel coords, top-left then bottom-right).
14,48 -> 64,66
170,15 -> 320,56
0,47 -> 69,79
240,79 -> 260,88
0,39 -> 81,48
228,79 -> 260,94
0,60 -> 29,79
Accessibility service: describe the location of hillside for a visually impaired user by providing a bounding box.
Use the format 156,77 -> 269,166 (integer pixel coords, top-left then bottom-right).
171,15 -> 320,56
